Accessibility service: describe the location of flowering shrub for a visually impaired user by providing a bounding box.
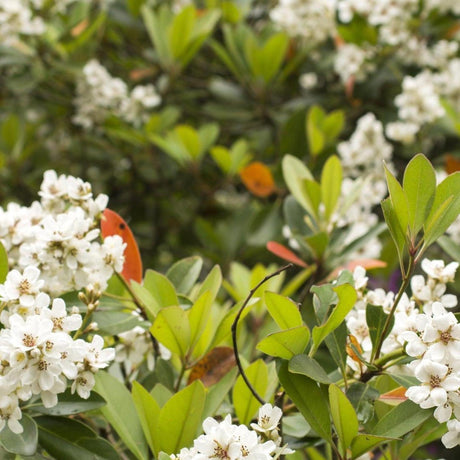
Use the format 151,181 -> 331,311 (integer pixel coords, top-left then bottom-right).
2,0 -> 460,459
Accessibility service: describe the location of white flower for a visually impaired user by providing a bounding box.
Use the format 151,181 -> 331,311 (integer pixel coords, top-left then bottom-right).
422,259 -> 459,283
251,403 -> 282,434
0,266 -> 44,307
442,419 -> 460,448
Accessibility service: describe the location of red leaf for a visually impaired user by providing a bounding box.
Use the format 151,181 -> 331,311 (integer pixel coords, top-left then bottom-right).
266,241 -> 307,267
101,209 -> 143,283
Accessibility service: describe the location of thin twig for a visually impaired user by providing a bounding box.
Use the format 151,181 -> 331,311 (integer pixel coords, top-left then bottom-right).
231,264 -> 293,405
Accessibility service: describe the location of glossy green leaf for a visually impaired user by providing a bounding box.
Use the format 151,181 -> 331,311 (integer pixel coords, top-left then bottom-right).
257,326 -> 310,359
329,384 -> 359,455
33,389 -> 106,416
203,367 -> 238,419
424,172 -> 460,248
157,380 -> 206,454
166,256 -> 203,295
94,371 -> 148,460
384,164 -> 409,238
381,197 -> 406,269
0,414 -> 37,456
233,359 -> 268,425
278,361 -> 332,443
264,291 -> 302,329
311,284 -> 357,356
288,354 -> 331,384
303,179 -> 321,219
132,381 -> 161,456
144,269 -> 179,309
350,434 -> 391,459
169,6 -> 195,59
37,416 -> 119,460
259,33 -> 289,83
188,291 -> 213,351
346,382 -> 380,424
195,264 -> 222,302
307,106 -> 325,156
402,154 -> 436,236
372,400 -> 432,439
151,305 -> 191,359
282,155 -> 315,215
141,5 -> 171,65
321,155 -> 342,222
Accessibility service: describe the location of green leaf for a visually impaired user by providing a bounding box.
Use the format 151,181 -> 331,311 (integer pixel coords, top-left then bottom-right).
346,382 -> 380,424
322,110 -> 345,141
366,304 -> 394,361
94,371 -> 148,460
350,434 -> 391,459
324,322 -> 348,376
402,154 -> 436,236
259,33 -> 289,83
0,414 -> 37,456
264,291 -> 302,329
144,269 -> 180,309
321,155 -> 342,222
282,155 -> 315,215
424,172 -> 460,248
0,241 -> 8,283
257,326 -> 310,359
384,164 -> 409,238
166,256 -> 203,295
372,400 -> 432,438
381,198 -> 406,269
311,284 -> 357,356
196,264 -> 222,302
175,125 -> 201,160
37,416 -> 119,460
288,354 -> 331,384
202,367 -> 238,419
398,417 -> 448,460
169,6 -> 195,60
132,381 -> 161,456
188,291 -> 213,352
157,380 -> 206,454
151,305 -> 191,359
33,389 -> 106,416
278,361 -> 332,443
307,106 -> 326,156
233,359 -> 268,425
329,385 -> 359,455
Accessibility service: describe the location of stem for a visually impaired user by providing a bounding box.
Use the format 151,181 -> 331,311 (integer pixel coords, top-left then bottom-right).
116,272 -> 149,320
372,255 -> 416,362
115,272 -> 160,357
231,264 -> 293,405
175,363 -> 186,392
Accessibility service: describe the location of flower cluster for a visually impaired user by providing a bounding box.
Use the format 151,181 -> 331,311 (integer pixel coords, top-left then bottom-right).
334,113 -> 393,259
0,170 -> 126,296
73,59 -> 161,129
346,259 -> 458,374
0,266 -> 115,434
270,0 -> 336,46
171,404 -> 292,459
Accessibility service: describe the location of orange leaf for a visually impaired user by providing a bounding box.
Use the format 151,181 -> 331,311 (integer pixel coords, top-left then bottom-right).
379,386 -> 408,405
446,154 -> 460,174
327,259 -> 387,280
187,346 -> 236,387
101,208 -> 143,283
266,241 -> 307,267
240,162 -> 276,198
71,19 -> 89,37
346,334 -> 363,364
